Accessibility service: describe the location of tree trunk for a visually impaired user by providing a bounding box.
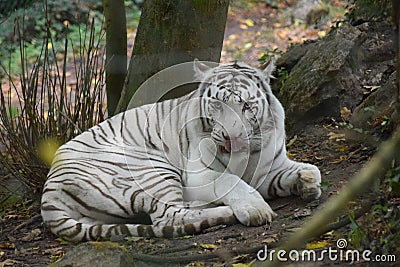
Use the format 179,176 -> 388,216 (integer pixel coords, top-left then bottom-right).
116,0 -> 230,113
102,0 -> 127,116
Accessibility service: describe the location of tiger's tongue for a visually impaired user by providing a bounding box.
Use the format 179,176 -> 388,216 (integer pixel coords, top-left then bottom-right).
224,137 -> 244,153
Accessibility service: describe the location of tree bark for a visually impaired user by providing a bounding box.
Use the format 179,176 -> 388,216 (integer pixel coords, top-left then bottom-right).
115,0 -> 230,113
392,0 -> 400,125
102,0 -> 127,116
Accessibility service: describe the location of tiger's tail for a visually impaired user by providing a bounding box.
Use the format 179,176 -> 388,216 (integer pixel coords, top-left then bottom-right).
42,208 -> 238,242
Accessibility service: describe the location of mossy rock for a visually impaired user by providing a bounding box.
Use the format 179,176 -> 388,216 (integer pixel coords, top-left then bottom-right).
349,0 -> 391,23
52,242 -> 135,267
273,21 -> 395,132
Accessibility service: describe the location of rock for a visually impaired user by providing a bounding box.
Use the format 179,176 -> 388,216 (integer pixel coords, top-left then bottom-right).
350,72 -> 397,136
52,242 -> 136,267
274,21 -> 395,132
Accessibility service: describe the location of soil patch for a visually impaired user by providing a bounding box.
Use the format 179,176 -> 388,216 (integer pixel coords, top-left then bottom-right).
0,124 -> 375,266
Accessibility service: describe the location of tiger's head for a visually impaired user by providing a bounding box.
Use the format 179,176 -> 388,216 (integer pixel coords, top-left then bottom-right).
194,60 -> 276,153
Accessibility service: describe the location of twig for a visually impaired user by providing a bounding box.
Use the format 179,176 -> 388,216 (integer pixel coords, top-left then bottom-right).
150,244 -> 196,254
327,200 -> 374,232
13,214 -> 42,232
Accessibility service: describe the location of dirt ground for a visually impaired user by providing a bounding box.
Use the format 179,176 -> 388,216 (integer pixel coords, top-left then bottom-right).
1,1 -> 390,266
0,123 -> 377,266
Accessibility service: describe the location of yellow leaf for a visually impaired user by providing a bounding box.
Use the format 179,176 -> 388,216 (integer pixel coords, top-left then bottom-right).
318,30 -> 326,38
306,241 -> 330,250
233,259 -> 256,267
287,152 -> 296,159
37,138 -> 61,166
232,254 -> 249,261
331,155 -> 347,164
321,231 -> 334,238
335,145 -> 348,152
340,107 -> 351,118
0,243 -> 15,249
244,19 -> 254,27
244,43 -> 253,50
198,243 -> 218,250
56,237 -> 72,245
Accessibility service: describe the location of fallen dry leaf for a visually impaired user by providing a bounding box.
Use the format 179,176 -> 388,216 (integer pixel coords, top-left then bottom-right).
244,19 -> 254,27
306,240 -> 330,250
0,259 -> 21,267
0,243 -> 15,250
327,132 -> 346,142
293,208 -> 312,218
21,229 -> 41,242
261,235 -> 278,244
198,243 -> 218,250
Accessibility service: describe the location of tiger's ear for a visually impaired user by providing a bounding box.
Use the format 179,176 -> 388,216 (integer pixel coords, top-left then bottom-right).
261,59 -> 275,83
193,59 -> 211,80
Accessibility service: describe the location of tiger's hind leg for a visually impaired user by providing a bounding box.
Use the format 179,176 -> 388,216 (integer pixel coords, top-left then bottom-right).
137,175 -> 236,229
149,196 -> 236,227
183,200 -> 215,209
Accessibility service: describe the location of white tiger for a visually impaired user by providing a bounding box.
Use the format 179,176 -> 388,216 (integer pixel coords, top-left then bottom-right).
41,60 -> 321,242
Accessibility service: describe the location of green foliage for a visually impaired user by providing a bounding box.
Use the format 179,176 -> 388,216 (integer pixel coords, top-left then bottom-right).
348,212 -> 367,249
258,47 -> 283,64
369,196 -> 400,255
258,48 -> 289,93
341,166 -> 400,255
0,0 -> 104,77
339,121 -> 369,134
125,1 -> 141,30
0,195 -> 23,214
319,180 -> 330,192
0,0 -> 141,76
386,167 -> 400,196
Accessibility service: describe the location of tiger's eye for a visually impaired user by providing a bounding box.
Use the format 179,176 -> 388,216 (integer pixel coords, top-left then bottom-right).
242,102 -> 251,113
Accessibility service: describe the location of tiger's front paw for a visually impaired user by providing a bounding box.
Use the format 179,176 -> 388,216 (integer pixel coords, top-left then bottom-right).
297,165 -> 322,201
230,191 -> 276,226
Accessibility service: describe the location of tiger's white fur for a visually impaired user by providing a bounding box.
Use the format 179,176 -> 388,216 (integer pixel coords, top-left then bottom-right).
41,60 -> 321,242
